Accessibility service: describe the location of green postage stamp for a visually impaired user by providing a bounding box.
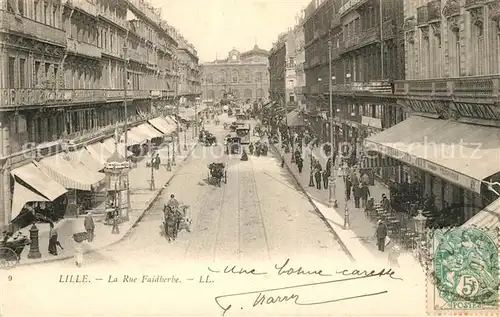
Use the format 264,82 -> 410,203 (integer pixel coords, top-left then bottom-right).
427,227 -> 499,314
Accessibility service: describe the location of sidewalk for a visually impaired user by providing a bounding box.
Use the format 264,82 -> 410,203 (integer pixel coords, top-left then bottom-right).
18,132 -> 198,266
273,142 -> 418,265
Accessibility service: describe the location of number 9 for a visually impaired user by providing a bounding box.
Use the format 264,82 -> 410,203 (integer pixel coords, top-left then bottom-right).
8,275 -> 12,281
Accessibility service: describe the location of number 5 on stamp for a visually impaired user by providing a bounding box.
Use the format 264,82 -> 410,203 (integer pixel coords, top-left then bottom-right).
427,227 -> 499,314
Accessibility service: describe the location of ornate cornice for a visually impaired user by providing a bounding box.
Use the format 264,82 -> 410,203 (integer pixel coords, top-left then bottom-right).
421,26 -> 430,40
471,7 -> 484,29
489,0 -> 500,21
449,15 -> 460,33
406,30 -> 416,44
442,0 -> 461,18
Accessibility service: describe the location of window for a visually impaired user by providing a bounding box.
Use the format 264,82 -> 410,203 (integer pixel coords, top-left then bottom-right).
44,2 -> 49,24
19,59 -> 26,88
8,57 -> 16,88
18,0 -> 24,15
34,0 -> 39,20
35,61 -> 41,87
54,66 -> 58,88
52,6 -> 57,27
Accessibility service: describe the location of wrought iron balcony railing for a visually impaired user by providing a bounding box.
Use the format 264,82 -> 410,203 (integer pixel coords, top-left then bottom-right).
1,12 -> 66,47
66,38 -> 101,59
97,9 -> 127,29
0,88 -> 152,108
339,0 -> 369,17
417,5 -> 429,26
393,75 -> 500,99
319,80 -> 393,95
66,0 -> 98,16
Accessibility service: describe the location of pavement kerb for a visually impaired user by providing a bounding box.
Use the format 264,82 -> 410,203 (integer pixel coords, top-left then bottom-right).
269,142 -> 355,262
16,143 -> 199,267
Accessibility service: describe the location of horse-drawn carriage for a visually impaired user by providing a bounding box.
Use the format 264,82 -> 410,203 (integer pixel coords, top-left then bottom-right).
199,130 -> 216,146
162,204 -> 190,242
225,134 -> 242,154
1,233 -> 30,268
207,162 -> 227,187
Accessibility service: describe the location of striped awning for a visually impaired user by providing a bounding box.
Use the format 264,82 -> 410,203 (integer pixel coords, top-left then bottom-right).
135,123 -> 163,139
463,198 -> 500,230
120,128 -> 147,145
86,142 -> 113,164
148,117 -> 175,135
102,138 -> 133,158
11,181 -> 48,221
67,148 -> 104,171
10,163 -> 67,201
35,154 -> 105,191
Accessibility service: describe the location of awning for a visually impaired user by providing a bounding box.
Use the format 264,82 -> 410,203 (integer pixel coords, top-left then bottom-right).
102,138 -> 133,158
10,163 -> 67,201
86,142 -> 113,164
135,123 -> 163,139
11,181 -> 48,221
148,117 -> 175,135
365,116 -> 500,193
120,128 -> 147,145
284,109 -> 306,126
167,116 -> 177,124
68,148 -> 104,171
463,198 -> 500,230
35,154 -> 105,191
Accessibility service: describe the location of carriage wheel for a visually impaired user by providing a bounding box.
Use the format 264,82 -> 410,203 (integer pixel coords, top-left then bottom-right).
0,247 -> 18,269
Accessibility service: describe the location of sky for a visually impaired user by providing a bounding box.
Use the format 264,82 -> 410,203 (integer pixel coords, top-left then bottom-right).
150,0 -> 310,62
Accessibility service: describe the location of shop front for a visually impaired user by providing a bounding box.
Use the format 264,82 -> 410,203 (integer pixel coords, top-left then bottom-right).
365,115 -> 500,227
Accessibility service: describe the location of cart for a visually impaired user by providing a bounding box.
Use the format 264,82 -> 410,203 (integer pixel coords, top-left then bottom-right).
207,162 -> 227,187
0,237 -> 30,268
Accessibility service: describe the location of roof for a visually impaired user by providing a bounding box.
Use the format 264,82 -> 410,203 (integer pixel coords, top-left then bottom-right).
241,45 -> 269,56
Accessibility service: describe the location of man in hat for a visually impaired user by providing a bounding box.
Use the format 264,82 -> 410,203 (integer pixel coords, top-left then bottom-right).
381,194 -> 391,213
375,220 -> 388,252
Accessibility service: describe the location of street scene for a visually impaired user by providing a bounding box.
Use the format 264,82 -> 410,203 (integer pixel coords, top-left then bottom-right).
1,0 -> 499,316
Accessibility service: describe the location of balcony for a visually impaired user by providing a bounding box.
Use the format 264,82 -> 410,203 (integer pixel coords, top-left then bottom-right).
465,0 -> 488,9
417,6 -> 429,26
330,14 -> 341,29
427,0 -> 441,22
343,27 -> 380,52
0,88 -> 152,108
98,9 -> 127,30
66,38 -> 101,59
66,0 -> 97,16
127,50 -> 147,64
339,0 -> 369,17
393,75 -> 500,101
1,12 -> 66,47
325,81 -> 394,95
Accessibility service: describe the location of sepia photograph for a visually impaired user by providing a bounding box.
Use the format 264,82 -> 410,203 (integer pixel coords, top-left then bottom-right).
0,0 -> 498,316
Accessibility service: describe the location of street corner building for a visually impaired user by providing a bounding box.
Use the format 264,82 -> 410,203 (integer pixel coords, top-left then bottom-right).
200,46 -> 270,104
0,0 -> 201,231
268,0 -> 500,230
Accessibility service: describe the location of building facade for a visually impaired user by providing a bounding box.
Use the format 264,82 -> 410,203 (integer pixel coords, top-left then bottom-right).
301,0 -> 405,180
200,46 -> 269,103
176,36 -> 201,106
269,33 -> 287,105
0,0 -> 196,227
365,0 -> 500,225
292,13 -> 307,109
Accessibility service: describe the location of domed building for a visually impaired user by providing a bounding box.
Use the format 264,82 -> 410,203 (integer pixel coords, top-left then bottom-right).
200,46 -> 270,103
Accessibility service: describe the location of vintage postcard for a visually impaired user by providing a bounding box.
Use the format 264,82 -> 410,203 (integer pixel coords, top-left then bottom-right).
1,0 -> 500,316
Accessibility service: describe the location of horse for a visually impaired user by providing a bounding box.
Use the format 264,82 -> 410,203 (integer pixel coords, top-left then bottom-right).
163,205 -> 182,242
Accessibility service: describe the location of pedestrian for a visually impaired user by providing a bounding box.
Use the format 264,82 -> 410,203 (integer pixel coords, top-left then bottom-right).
154,153 -> 161,170
353,184 -> 361,208
351,171 -> 360,188
381,194 -> 391,212
314,168 -> 322,190
360,184 -> 370,208
48,222 -> 63,255
281,156 -> 285,168
322,169 -> 329,189
361,172 -> 370,186
84,211 -> 95,242
345,175 -> 352,200
71,232 -> 87,267
375,220 -> 388,252
297,157 -> 303,173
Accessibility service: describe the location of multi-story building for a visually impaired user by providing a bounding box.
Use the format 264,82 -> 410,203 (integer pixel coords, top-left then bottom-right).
292,12 -> 307,109
200,46 -> 269,103
365,0 -> 500,226
302,0 -> 405,175
176,34 -> 201,106
0,0 -> 195,228
269,33 -> 287,105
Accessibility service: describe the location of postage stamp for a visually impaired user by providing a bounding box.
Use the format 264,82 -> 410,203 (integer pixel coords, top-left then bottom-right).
427,227 -> 499,315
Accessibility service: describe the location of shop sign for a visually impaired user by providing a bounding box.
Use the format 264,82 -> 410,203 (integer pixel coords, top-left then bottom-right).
366,141 -> 482,193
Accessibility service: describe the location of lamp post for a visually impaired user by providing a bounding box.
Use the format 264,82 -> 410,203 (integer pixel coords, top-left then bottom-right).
414,210 -> 428,262
183,126 -> 187,151
166,140 -> 172,171
328,41 -> 337,209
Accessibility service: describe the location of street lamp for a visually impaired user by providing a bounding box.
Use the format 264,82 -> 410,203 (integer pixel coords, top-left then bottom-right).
328,40 -> 337,209
183,126 -> 188,151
